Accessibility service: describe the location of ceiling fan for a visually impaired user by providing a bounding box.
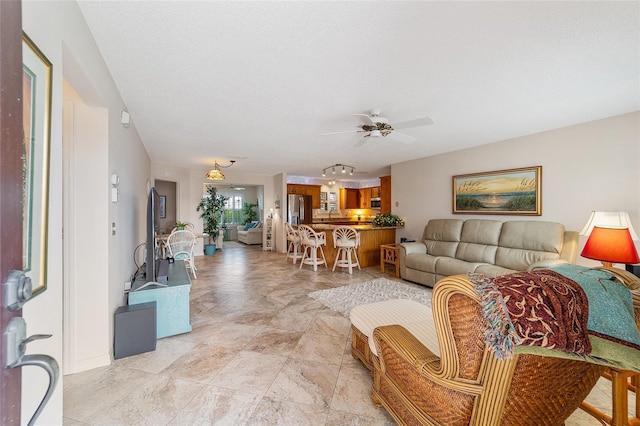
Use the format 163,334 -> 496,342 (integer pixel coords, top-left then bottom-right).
321,110 -> 433,144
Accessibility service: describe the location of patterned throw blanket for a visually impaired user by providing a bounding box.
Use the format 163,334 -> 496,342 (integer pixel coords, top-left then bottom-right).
469,265 -> 640,360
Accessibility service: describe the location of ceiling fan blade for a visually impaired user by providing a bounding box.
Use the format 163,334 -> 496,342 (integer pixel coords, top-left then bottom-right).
391,116 -> 434,130
321,129 -> 365,136
387,131 -> 416,144
354,113 -> 376,126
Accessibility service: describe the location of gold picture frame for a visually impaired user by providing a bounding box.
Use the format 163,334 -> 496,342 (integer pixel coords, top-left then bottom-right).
22,32 -> 52,296
452,166 -> 542,215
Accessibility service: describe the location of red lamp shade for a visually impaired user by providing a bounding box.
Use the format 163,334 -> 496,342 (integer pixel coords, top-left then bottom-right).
581,226 -> 640,265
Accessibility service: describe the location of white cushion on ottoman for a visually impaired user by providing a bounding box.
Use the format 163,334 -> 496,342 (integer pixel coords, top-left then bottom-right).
350,299 -> 440,357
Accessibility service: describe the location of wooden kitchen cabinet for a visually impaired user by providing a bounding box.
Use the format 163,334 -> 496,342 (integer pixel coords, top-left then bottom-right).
305,185 -> 321,209
287,184 -> 302,194
360,188 -> 371,209
358,186 -> 381,209
380,175 -> 391,213
287,184 -> 321,209
340,188 -> 360,210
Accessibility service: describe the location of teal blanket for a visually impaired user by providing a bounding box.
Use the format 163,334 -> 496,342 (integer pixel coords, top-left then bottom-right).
471,265 -> 640,371
551,265 -> 640,348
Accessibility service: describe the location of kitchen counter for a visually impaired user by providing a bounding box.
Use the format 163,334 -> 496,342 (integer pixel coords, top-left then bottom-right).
308,224 -> 397,268
311,223 -> 397,231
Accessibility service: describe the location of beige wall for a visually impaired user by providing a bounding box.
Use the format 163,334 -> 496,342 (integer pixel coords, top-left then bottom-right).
23,1 -> 151,423
392,112 -> 640,266
151,163 -> 276,254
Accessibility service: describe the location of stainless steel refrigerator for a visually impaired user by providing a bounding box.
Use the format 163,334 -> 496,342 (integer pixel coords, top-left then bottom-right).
287,194 -> 313,225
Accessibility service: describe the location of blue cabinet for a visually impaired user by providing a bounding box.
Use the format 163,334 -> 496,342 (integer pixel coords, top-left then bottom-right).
129,260 -> 192,338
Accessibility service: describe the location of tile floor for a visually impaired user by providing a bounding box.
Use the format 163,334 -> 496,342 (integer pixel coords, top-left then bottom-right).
64,246 -> 629,425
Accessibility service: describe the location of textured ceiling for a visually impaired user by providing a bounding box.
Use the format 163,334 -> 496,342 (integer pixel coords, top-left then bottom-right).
77,1 -> 639,180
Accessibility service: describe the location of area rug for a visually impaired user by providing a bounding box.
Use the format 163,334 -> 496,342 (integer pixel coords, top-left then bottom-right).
221,241 -> 245,249
308,278 -> 432,317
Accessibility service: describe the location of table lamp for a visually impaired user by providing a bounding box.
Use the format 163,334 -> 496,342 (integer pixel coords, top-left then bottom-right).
581,226 -> 640,267
580,211 -> 639,240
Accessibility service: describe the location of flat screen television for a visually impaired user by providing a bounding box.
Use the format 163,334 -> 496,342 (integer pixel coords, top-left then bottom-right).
145,187 -> 158,282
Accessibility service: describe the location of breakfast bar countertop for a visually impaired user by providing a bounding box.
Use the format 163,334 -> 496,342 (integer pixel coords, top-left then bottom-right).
310,223 -> 399,231
306,223 -> 398,267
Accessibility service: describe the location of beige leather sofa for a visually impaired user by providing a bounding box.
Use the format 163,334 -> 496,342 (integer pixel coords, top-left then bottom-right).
399,219 -> 578,287
237,222 -> 263,245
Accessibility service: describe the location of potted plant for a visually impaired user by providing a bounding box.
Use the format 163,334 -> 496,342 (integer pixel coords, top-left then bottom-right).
372,212 -> 405,227
196,186 -> 228,255
242,202 -> 258,224
175,220 -> 191,230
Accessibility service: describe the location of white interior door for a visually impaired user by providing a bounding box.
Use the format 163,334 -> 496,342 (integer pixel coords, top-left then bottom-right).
62,100 -> 110,374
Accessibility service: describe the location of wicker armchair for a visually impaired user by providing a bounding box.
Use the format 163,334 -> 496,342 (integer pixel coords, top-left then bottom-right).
369,274 -> 605,426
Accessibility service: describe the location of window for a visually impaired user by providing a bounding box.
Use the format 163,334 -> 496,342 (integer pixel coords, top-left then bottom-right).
223,195 -> 244,224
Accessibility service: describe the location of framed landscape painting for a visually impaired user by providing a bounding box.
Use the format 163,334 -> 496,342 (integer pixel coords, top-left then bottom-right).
452,166 -> 542,215
22,32 -> 52,296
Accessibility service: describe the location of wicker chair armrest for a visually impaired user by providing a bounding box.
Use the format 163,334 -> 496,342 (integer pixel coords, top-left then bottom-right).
373,324 -> 483,396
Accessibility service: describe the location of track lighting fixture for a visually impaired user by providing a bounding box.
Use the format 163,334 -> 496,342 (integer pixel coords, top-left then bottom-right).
322,163 -> 356,179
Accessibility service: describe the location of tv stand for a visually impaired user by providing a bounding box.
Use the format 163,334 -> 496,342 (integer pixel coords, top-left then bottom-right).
129,260 -> 192,338
155,258 -> 170,283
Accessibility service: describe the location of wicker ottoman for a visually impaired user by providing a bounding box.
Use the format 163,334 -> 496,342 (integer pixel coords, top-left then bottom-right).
349,299 -> 438,371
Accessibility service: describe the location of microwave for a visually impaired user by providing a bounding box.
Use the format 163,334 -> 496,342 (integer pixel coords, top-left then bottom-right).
370,198 -> 381,209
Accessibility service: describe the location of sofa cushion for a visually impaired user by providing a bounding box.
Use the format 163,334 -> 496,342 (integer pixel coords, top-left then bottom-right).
474,263 -> 516,277
496,221 -> 565,270
455,219 -> 502,264
405,253 -> 438,273
461,219 -> 503,245
423,219 -> 464,257
243,223 -> 252,231
456,243 -> 498,264
499,221 -> 565,253
436,257 -> 483,277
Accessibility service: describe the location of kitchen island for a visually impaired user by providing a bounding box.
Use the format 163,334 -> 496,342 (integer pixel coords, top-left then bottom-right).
309,224 -> 397,268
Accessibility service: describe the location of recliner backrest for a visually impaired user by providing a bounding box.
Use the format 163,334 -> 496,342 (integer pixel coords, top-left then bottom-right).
422,219 -> 464,257
495,221 -> 566,270
456,219 -> 502,264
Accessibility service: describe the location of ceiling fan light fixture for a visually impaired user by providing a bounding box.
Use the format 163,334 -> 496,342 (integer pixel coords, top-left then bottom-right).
370,129 -> 381,138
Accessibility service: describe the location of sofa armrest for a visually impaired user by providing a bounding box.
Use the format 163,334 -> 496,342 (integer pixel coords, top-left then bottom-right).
400,242 -> 427,256
526,259 -> 569,271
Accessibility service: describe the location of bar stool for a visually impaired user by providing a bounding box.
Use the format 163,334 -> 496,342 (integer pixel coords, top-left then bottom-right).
298,225 -> 327,271
332,226 -> 361,274
285,222 -> 303,264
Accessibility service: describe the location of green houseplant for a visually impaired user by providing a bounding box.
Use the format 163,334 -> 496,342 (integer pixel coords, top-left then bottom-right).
372,212 -> 405,227
242,202 -> 259,224
196,186 -> 228,254
175,220 -> 191,230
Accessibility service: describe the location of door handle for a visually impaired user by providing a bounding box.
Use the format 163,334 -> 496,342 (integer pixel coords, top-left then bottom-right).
4,317 -> 59,426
